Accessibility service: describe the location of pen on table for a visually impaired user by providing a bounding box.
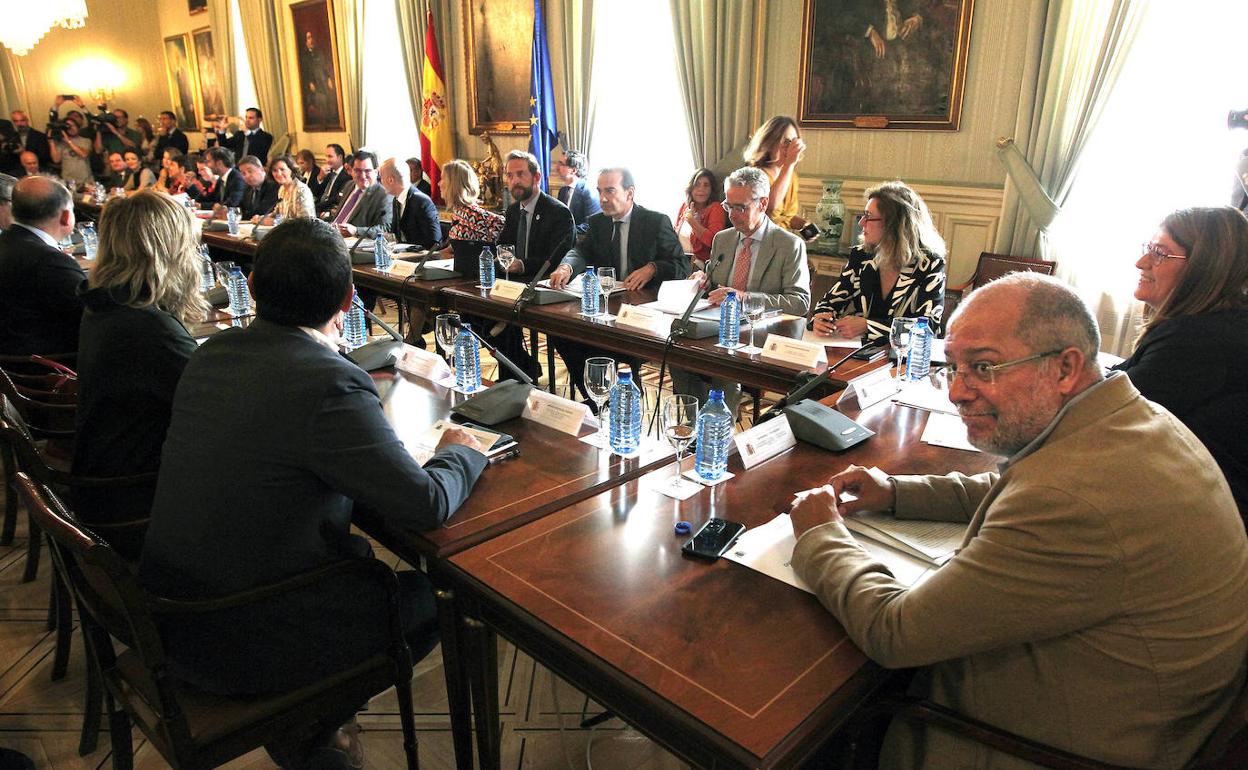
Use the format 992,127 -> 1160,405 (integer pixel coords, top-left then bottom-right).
489,446 -> 521,465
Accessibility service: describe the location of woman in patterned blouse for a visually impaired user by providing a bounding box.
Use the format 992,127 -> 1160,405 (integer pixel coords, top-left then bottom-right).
441,159 -> 504,243
810,181 -> 946,344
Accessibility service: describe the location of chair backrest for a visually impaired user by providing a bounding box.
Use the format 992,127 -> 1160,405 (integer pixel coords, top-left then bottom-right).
0,368 -> 77,433
0,395 -> 57,487
971,252 -> 1057,291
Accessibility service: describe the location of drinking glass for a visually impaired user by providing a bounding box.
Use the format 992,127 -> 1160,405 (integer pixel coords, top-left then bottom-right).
890,316 -> 917,390
496,244 -> 517,276
435,312 -> 460,366
597,267 -> 616,319
584,357 -> 616,449
740,293 -> 766,354
661,395 -> 699,494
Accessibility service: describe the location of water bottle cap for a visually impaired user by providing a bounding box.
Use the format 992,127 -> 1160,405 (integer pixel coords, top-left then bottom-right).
586,266 -> 596,272
708,389 -> 725,401
914,317 -> 929,328
461,322 -> 472,331
725,289 -> 736,297
480,246 -> 493,255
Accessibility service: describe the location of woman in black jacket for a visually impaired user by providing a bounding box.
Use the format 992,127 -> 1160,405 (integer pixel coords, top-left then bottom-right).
1115,206 -> 1248,523
71,190 -> 209,558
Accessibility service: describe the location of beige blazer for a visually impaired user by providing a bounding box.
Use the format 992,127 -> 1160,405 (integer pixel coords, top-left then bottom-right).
793,374 -> 1248,769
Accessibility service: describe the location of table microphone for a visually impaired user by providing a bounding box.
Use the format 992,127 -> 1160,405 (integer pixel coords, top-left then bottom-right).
670,251 -> 726,339
516,231 -> 575,310
757,343 -> 872,422
755,343 -> 876,451
446,316 -> 534,386
345,295 -> 405,371
445,317 -> 536,425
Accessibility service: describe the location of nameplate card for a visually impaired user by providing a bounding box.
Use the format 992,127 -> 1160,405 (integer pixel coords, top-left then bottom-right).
759,334 -> 828,370
395,343 -> 453,384
489,279 -> 526,301
733,414 -> 797,470
386,259 -> 416,276
615,304 -> 672,336
836,366 -> 895,411
522,388 -> 591,435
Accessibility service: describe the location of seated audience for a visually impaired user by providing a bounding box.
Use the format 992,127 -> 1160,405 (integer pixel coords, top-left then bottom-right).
92,107 -> 141,156
551,150 -> 600,234
16,151 -> 42,178
151,111 -> 188,163
98,151 -> 128,190
674,167 -> 727,267
745,116 -> 807,230
295,148 -> 318,182
153,152 -> 188,195
0,176 -> 84,354
379,158 -> 440,247
199,146 -> 245,209
0,174 -> 15,232
206,108 -> 273,166
47,119 -> 93,188
312,143 -> 351,214
810,180 -> 946,344
134,116 -> 158,165
183,153 -> 219,206
121,149 -> 156,191
327,150 -> 391,238
672,167 -> 810,413
441,158 -> 504,244
262,154 -> 316,223
233,154 -> 278,220
1114,206 -> 1248,520
139,217 -> 486,767
71,191 -> 208,560
790,273 -> 1248,769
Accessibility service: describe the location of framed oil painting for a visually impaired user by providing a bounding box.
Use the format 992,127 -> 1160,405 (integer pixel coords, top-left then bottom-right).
797,0 -> 975,131
291,0 -> 345,132
191,28 -> 225,121
188,0 -> 207,13
162,34 -> 199,130
462,0 -> 531,135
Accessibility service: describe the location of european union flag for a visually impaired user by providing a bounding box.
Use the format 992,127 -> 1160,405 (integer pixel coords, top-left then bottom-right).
528,0 -> 558,193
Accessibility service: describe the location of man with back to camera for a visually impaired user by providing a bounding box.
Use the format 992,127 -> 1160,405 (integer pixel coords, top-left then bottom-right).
547,166 -> 687,398
207,107 -> 273,167
327,150 -> 392,239
789,273 -> 1248,769
0,176 -> 84,355
551,150 -> 600,234
139,217 -> 487,768
379,158 -> 440,248
312,143 -> 352,214
671,166 -> 811,414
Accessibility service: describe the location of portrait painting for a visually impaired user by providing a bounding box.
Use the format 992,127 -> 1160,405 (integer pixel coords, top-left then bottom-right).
798,0 -> 975,130
162,34 -> 199,130
462,0 -> 532,134
192,28 -> 225,121
291,0 -> 344,132
188,0 -> 206,13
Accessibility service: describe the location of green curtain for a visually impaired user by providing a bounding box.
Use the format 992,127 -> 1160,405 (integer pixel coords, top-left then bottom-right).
669,0 -> 758,170
994,0 -> 1150,258
237,0 -> 290,153
207,0 -> 238,117
549,0 -> 596,160
331,0 -> 365,150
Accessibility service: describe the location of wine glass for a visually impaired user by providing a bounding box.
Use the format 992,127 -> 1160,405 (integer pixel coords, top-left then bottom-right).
496,244 -> 517,276
661,395 -> 699,494
890,316 -> 917,390
597,267 -> 616,319
435,312 -> 460,367
584,357 -> 616,449
740,293 -> 766,354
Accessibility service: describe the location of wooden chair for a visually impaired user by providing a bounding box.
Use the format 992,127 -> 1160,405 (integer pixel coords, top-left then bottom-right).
15,472 -> 422,770
945,252 -> 1057,317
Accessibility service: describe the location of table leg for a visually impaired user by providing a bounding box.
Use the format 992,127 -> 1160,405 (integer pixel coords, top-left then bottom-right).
544,334 -> 556,394
433,587 -> 475,770
464,616 -> 501,770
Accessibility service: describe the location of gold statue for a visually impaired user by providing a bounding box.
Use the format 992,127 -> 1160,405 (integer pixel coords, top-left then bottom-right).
472,131 -> 503,208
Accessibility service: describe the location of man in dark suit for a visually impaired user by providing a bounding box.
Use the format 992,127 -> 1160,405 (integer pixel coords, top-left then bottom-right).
552,150 -> 600,234
139,217 -> 486,762
16,151 -> 42,177
312,143 -> 351,214
9,111 -> 51,169
379,158 -> 440,247
0,176 -> 85,355
207,107 -> 273,166
548,167 -> 688,397
0,174 -> 15,232
235,154 -> 279,220
152,110 -> 189,161
201,146 -> 245,209
328,150 -> 392,239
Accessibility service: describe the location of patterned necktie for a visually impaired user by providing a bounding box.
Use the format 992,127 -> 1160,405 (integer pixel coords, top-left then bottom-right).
731,236 -> 752,291
242,132 -> 251,159
611,220 -> 623,275
517,209 -> 529,268
333,187 -> 363,225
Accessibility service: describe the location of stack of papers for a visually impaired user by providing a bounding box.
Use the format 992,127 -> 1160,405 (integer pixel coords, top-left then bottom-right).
842,510 -> 965,566
892,379 -> 958,414
537,273 -> 628,296
638,279 -> 709,315
920,411 -> 980,453
405,419 -> 515,465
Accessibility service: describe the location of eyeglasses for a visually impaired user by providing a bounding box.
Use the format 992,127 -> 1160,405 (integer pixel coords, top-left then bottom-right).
938,349 -> 1065,387
721,198 -> 759,215
859,214 -> 883,223
1140,242 -> 1187,266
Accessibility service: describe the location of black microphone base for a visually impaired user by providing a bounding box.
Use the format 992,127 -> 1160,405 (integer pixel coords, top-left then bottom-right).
346,339 -> 403,371
450,380 -> 534,425
410,266 -> 461,280
519,286 -> 580,305
669,317 -> 720,339
784,399 -> 874,451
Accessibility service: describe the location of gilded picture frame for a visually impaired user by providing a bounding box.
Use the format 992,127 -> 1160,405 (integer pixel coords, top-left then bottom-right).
161,33 -> 199,131
462,0 -> 532,135
191,28 -> 226,121
291,0 -> 346,132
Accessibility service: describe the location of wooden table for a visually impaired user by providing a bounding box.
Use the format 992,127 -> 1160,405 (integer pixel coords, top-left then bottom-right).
447,395 -> 998,769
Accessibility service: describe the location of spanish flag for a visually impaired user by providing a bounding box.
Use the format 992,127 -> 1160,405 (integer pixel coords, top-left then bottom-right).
419,10 -> 452,206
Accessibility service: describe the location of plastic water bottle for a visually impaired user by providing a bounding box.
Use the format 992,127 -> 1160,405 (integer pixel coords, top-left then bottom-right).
343,289 -> 367,349
226,266 -> 250,317
907,317 -> 933,381
478,246 -> 496,287
79,223 -> 98,260
226,206 -> 240,235
581,266 -> 600,316
453,323 -> 482,392
92,184 -> 106,204
718,289 -> 741,348
608,364 -> 642,455
198,245 -> 215,291
373,233 -> 392,270
694,389 -> 734,481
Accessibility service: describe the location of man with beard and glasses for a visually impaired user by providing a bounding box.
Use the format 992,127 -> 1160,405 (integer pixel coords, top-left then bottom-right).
787,272 -> 1248,769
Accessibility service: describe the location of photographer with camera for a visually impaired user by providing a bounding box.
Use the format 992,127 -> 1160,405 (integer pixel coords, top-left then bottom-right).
91,106 -> 140,157
47,118 -> 93,188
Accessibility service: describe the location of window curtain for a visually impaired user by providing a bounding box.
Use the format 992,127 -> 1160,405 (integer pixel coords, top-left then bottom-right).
236,0 -> 290,155
207,0 -> 238,117
993,0 -> 1149,259
669,0 -> 759,170
0,50 -> 27,118
331,0 -> 365,149
547,0 -> 596,160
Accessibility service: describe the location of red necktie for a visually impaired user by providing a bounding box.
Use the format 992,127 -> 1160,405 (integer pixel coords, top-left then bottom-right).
730,237 -> 752,291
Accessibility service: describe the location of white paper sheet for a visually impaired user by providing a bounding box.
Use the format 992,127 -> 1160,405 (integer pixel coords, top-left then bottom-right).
920,411 -> 980,453
639,279 -> 710,315
801,327 -> 865,349
892,379 -> 958,414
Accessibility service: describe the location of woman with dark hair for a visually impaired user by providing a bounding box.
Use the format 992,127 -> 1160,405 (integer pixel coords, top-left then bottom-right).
810,180 -> 946,344
135,116 -> 158,165
744,115 -> 807,230
121,149 -> 156,191
674,167 -> 727,267
294,148 -> 318,182
260,154 -> 315,223
1115,206 -> 1248,519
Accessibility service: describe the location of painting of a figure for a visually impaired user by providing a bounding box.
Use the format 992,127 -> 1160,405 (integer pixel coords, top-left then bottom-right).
291,0 -> 344,132
798,0 -> 974,130
192,28 -> 225,120
162,34 -> 199,130
463,0 -> 532,134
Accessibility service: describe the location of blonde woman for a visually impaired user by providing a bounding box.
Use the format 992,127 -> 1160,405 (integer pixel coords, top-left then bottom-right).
441,158 -> 504,243
810,180 -> 946,344
744,116 -> 806,230
71,190 -> 210,558
260,154 -> 315,224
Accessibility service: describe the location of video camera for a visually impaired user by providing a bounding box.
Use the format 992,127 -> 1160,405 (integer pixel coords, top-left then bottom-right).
1229,109 -> 1248,130
84,104 -> 118,130
46,108 -> 72,142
